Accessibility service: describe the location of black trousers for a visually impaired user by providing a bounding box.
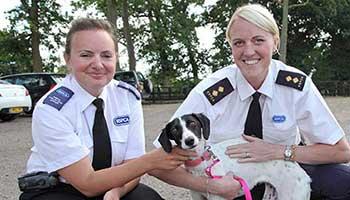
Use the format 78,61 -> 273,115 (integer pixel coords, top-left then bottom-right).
19,183 -> 164,200
300,163 -> 350,200
235,163 -> 350,200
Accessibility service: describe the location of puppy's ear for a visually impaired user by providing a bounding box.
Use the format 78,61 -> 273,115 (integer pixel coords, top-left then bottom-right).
193,113 -> 210,140
158,129 -> 172,153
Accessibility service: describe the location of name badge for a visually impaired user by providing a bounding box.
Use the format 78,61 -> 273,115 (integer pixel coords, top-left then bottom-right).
272,115 -> 286,123
113,115 -> 130,126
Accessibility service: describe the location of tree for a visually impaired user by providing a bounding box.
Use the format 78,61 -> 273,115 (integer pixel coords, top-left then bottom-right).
7,0 -> 71,72
73,0 -> 136,71
285,0 -> 350,81
121,0 -> 136,70
138,0 -> 207,85
203,0 -> 247,71
279,0 -> 310,63
0,29 -> 32,76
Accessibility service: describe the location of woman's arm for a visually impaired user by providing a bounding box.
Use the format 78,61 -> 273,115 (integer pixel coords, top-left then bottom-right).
149,160 -> 241,199
103,177 -> 140,200
292,137 -> 350,164
103,159 -> 141,199
58,148 -> 192,197
226,135 -> 350,165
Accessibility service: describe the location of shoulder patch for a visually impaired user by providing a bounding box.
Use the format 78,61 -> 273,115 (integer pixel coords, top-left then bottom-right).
43,86 -> 74,110
203,78 -> 234,105
117,81 -> 141,100
275,70 -> 306,91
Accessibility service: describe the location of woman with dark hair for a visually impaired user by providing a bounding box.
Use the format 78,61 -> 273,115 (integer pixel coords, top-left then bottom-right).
19,18 -> 194,200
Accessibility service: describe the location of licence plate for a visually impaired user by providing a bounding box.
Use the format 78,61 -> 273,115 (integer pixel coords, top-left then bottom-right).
9,107 -> 23,114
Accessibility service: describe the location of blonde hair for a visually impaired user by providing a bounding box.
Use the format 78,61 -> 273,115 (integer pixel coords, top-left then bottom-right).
226,4 -> 280,49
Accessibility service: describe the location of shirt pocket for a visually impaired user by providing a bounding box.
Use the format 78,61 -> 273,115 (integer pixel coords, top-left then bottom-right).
110,125 -> 129,165
263,116 -> 298,144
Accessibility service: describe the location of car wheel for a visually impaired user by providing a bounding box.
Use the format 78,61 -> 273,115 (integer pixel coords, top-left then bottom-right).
0,114 -> 18,122
24,108 -> 34,115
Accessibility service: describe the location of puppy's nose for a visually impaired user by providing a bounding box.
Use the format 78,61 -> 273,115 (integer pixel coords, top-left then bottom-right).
185,137 -> 195,146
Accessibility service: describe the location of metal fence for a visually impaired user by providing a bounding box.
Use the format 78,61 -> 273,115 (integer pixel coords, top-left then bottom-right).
315,81 -> 350,96
144,86 -> 191,103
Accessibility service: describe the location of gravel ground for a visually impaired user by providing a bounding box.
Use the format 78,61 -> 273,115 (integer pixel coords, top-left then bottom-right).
1,97 -> 350,200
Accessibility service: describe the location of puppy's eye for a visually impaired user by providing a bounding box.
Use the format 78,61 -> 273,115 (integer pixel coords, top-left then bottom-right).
170,128 -> 178,135
189,121 -> 197,128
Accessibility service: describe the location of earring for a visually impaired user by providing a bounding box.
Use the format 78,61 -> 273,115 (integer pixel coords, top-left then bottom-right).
273,49 -> 280,55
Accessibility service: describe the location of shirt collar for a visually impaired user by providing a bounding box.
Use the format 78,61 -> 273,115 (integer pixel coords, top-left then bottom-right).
69,75 -> 103,112
235,61 -> 275,101
236,69 -> 255,101
258,61 -> 275,99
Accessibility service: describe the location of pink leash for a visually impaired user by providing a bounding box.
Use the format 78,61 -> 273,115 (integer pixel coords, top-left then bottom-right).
205,159 -> 252,200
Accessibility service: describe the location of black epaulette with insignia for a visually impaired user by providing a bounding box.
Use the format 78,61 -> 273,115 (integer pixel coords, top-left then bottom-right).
203,78 -> 234,105
117,81 -> 141,100
43,86 -> 74,110
275,70 -> 306,91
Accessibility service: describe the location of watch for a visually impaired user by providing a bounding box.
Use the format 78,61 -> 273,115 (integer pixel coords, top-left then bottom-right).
284,145 -> 296,161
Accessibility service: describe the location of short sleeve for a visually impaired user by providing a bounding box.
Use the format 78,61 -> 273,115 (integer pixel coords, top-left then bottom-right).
32,104 -> 89,172
296,81 -> 344,144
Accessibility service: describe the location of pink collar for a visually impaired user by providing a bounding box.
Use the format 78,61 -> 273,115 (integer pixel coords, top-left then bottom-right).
205,159 -> 252,200
184,151 -> 211,167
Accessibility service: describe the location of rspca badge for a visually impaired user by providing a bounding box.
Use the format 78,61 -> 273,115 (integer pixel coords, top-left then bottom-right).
43,86 -> 74,110
203,78 -> 234,105
275,70 -> 306,91
272,115 -> 286,123
113,115 -> 130,126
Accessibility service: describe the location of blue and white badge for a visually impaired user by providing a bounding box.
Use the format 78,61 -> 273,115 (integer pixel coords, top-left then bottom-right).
113,115 -> 130,126
43,86 -> 74,110
272,115 -> 286,123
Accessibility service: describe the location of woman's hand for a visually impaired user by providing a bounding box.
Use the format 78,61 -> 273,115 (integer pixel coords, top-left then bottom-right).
208,173 -> 241,199
145,147 -> 197,170
225,135 -> 283,162
103,187 -> 122,200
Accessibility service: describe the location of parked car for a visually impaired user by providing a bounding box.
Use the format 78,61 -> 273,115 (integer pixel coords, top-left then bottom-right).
0,73 -> 66,113
114,71 -> 153,98
0,80 -> 32,121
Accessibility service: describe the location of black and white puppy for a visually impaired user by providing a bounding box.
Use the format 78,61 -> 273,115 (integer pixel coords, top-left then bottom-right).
158,113 -> 209,153
158,113 -> 311,200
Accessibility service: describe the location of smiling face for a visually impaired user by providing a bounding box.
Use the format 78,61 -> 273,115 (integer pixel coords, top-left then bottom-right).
64,29 -> 117,96
228,17 -> 278,87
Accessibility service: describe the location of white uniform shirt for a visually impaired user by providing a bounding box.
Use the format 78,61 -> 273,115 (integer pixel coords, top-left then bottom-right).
154,59 -> 344,147
26,75 -> 145,174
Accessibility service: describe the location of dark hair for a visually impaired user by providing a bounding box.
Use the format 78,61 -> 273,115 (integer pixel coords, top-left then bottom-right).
64,18 -> 118,55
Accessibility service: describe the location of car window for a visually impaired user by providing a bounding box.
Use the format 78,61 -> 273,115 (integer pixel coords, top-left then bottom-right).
115,72 -> 136,82
2,77 -> 16,84
0,80 -> 10,84
51,74 -> 65,83
16,76 -> 40,88
38,77 -> 48,86
136,72 -> 146,81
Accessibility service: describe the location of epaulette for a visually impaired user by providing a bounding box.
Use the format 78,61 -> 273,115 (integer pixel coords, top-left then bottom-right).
117,81 -> 141,100
43,86 -> 74,110
203,78 -> 234,105
275,70 -> 306,91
